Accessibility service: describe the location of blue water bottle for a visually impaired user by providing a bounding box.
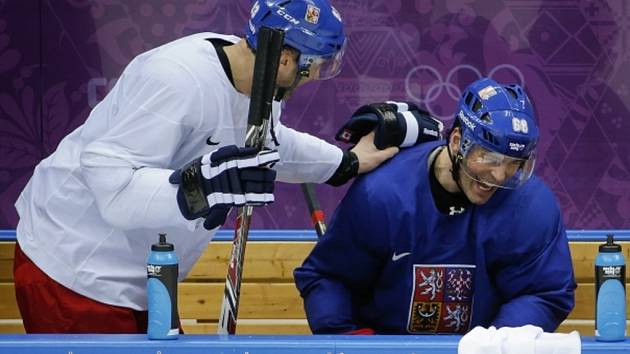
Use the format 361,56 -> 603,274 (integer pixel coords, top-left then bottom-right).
147,233 -> 179,339
595,234 -> 626,341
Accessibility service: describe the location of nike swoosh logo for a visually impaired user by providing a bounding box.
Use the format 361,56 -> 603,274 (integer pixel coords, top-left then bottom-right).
392,252 -> 411,261
206,136 -> 220,145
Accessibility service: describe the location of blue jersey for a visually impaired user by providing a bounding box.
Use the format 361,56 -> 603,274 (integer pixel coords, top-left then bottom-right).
294,141 -> 576,334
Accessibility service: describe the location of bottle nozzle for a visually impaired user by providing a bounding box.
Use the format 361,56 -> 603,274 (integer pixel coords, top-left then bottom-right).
599,233 -> 621,253
152,233 -> 174,252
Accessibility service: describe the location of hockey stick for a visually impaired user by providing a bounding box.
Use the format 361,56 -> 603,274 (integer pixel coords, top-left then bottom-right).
300,183 -> 326,238
217,26 -> 284,335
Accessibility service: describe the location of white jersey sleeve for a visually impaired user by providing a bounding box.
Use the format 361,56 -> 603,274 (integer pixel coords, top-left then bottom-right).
79,56 -> 202,231
269,117 -> 343,184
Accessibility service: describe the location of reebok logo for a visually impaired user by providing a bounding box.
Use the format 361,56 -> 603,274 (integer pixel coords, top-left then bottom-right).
458,111 -> 476,130
392,252 -> 411,262
423,127 -> 438,137
509,142 -> 525,151
250,1 -> 260,18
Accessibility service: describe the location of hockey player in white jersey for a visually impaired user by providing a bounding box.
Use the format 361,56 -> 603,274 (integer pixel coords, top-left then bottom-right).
13,0 -> 398,333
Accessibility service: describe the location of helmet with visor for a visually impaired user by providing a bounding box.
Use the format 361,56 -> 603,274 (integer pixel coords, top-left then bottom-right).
454,78 -> 539,190
245,0 -> 347,81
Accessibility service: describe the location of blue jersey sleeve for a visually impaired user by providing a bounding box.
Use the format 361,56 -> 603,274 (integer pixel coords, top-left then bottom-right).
490,184 -> 576,332
294,176 -> 391,334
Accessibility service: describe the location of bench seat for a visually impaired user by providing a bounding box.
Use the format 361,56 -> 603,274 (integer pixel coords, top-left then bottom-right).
0,240 -> 628,335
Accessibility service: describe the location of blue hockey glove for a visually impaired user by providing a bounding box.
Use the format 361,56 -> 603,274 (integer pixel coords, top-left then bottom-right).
169,145 -> 279,230
335,101 -> 444,149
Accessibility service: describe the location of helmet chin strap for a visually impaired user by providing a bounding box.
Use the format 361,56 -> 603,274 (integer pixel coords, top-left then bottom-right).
446,143 -> 470,202
270,68 -> 308,146
274,66 -> 308,101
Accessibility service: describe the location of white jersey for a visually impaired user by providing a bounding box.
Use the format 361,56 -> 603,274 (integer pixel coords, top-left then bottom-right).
15,32 -> 342,310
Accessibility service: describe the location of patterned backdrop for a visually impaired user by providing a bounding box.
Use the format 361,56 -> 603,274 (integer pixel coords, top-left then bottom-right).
1,0 -> 629,230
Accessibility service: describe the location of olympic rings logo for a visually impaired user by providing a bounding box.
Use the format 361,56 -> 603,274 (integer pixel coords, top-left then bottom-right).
404,64 -> 525,119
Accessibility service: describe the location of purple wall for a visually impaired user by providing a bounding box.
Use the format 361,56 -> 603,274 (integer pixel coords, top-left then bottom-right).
1,0 -> 629,230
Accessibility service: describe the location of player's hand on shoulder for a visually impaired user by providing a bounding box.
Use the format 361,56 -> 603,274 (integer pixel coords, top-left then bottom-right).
169,145 -> 279,230
351,132 -> 398,174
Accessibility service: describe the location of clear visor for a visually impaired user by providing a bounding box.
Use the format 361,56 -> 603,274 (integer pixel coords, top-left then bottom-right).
299,40 -> 347,80
460,145 -> 536,189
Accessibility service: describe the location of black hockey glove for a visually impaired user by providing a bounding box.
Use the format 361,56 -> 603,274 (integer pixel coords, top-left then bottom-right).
169,145 -> 279,230
335,101 -> 444,149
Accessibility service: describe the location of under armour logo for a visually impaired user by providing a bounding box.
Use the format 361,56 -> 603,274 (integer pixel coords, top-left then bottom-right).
206,136 -> 220,145
449,206 -> 466,215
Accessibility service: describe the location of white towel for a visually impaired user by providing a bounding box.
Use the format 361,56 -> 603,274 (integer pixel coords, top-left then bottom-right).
458,325 -> 581,354
458,326 -> 503,354
499,325 -> 543,354
535,331 -> 581,354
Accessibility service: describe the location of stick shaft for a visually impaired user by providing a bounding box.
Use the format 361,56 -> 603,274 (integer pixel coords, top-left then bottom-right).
301,183 -> 326,238
217,27 -> 284,335
218,205 -> 253,334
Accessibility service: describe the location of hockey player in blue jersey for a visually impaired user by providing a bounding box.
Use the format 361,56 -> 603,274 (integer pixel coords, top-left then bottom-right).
294,77 -> 577,334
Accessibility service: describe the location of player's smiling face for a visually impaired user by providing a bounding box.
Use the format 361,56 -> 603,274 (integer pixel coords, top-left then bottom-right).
449,131 -> 521,205
458,156 -> 502,205
459,147 -> 525,204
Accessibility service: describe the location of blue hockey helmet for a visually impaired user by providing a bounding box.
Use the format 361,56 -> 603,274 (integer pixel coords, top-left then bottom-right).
454,77 -> 539,189
245,0 -> 347,80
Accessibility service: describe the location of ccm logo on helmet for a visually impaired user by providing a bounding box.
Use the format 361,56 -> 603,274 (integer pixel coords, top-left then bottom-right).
277,8 -> 300,25
509,142 -> 525,151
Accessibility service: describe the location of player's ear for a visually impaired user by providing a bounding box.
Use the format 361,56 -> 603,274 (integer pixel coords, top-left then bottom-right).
279,52 -> 289,66
449,127 -> 461,155
279,47 -> 298,66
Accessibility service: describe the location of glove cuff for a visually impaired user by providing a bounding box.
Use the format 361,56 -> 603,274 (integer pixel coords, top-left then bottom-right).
176,157 -> 211,219
325,150 -> 360,187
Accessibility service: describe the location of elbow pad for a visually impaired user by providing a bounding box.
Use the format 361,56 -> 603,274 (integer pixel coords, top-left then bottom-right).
335,101 -> 444,149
